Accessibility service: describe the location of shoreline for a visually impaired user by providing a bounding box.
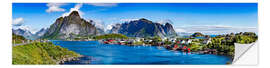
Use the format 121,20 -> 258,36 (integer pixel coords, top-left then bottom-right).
52,40 -> 235,64
57,55 -> 84,64
53,40 -> 234,57
52,40 -> 234,65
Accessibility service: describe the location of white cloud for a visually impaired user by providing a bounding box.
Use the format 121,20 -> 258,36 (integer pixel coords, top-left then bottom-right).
17,25 -> 30,30
91,19 -> 104,29
106,23 -> 120,31
62,4 -> 84,17
12,18 -> 39,34
12,17 -> 24,26
61,3 -> 117,17
14,25 -> 38,34
157,19 -> 174,25
175,28 -> 186,32
174,25 -> 258,35
120,19 -> 139,22
88,3 -> 118,7
106,24 -> 113,30
46,3 -> 66,13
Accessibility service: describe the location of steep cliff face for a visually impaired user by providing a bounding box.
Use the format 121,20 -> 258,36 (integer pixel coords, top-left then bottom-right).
163,23 -> 177,36
109,18 -> 177,38
42,11 -> 103,39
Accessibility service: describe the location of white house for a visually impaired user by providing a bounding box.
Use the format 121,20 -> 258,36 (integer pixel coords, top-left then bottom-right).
179,39 -> 192,44
169,38 -> 177,42
144,40 -> 153,42
135,37 -> 142,42
162,37 -> 168,41
181,40 -> 186,44
187,39 -> 192,44
203,38 -> 211,44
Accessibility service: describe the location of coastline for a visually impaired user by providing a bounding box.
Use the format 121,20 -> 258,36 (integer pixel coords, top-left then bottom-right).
50,40 -> 259,65
51,40 -> 236,65
57,55 -> 84,64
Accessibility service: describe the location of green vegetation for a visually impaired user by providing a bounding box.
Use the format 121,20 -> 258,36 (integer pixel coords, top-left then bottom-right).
67,33 -> 95,40
133,41 -> 144,45
189,43 -> 204,52
235,32 -> 258,44
12,42 -> 80,65
12,33 -> 27,44
205,32 -> 257,56
191,32 -> 204,37
94,33 -> 128,40
164,39 -> 173,45
152,36 -> 162,42
41,18 -> 63,40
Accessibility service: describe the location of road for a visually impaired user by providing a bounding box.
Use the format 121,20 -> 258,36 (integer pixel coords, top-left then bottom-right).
12,42 -> 33,47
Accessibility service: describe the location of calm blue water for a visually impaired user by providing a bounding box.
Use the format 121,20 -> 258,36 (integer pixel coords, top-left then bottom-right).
210,35 -> 218,37
52,41 -> 231,65
194,37 -> 206,39
194,35 -> 217,39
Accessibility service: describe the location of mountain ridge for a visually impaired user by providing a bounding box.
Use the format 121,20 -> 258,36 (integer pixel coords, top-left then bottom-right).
42,11 -> 104,40
12,28 -> 33,39
109,18 -> 177,38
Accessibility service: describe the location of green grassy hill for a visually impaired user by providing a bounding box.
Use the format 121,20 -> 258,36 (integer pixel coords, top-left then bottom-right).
12,33 -> 27,44
94,33 -> 128,40
12,42 -> 80,65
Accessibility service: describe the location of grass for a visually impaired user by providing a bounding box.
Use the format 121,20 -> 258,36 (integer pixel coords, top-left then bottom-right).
95,33 -> 128,40
12,42 -> 80,65
12,33 -> 27,44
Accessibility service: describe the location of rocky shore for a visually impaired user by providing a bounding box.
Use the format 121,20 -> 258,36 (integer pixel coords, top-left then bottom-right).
57,55 -> 84,64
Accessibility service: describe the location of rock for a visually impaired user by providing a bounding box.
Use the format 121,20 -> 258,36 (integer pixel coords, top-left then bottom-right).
109,18 -> 177,38
12,28 -> 35,40
35,28 -> 48,37
42,11 -> 104,40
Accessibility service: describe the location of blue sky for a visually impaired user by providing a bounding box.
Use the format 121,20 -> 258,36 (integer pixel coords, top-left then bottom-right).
12,3 -> 258,34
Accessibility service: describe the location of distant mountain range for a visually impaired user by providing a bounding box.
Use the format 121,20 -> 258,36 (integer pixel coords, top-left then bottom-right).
12,28 -> 48,40
41,11 -> 104,40
12,28 -> 34,40
35,28 -> 48,37
177,32 -> 192,36
109,18 -> 177,38
13,11 -> 181,40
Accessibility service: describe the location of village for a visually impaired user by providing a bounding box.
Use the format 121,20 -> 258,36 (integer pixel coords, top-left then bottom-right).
99,36 -> 217,55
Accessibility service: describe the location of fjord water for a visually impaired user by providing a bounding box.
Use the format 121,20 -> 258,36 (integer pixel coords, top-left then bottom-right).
52,41 -> 231,65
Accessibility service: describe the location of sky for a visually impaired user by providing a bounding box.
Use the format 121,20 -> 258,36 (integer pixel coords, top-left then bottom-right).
12,3 -> 258,35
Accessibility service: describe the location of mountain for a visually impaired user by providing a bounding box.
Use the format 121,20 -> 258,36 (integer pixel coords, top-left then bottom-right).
177,32 -> 193,38
191,32 -> 204,37
12,28 -> 34,40
177,32 -> 192,36
35,28 -> 48,37
109,18 -> 177,38
42,11 -> 104,40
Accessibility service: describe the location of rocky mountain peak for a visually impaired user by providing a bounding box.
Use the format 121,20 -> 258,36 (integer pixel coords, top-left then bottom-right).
35,28 -> 48,37
138,18 -> 152,23
109,18 -> 177,38
69,11 -> 80,17
165,23 -> 173,27
68,11 -> 81,19
139,18 -> 147,21
42,11 -> 104,40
